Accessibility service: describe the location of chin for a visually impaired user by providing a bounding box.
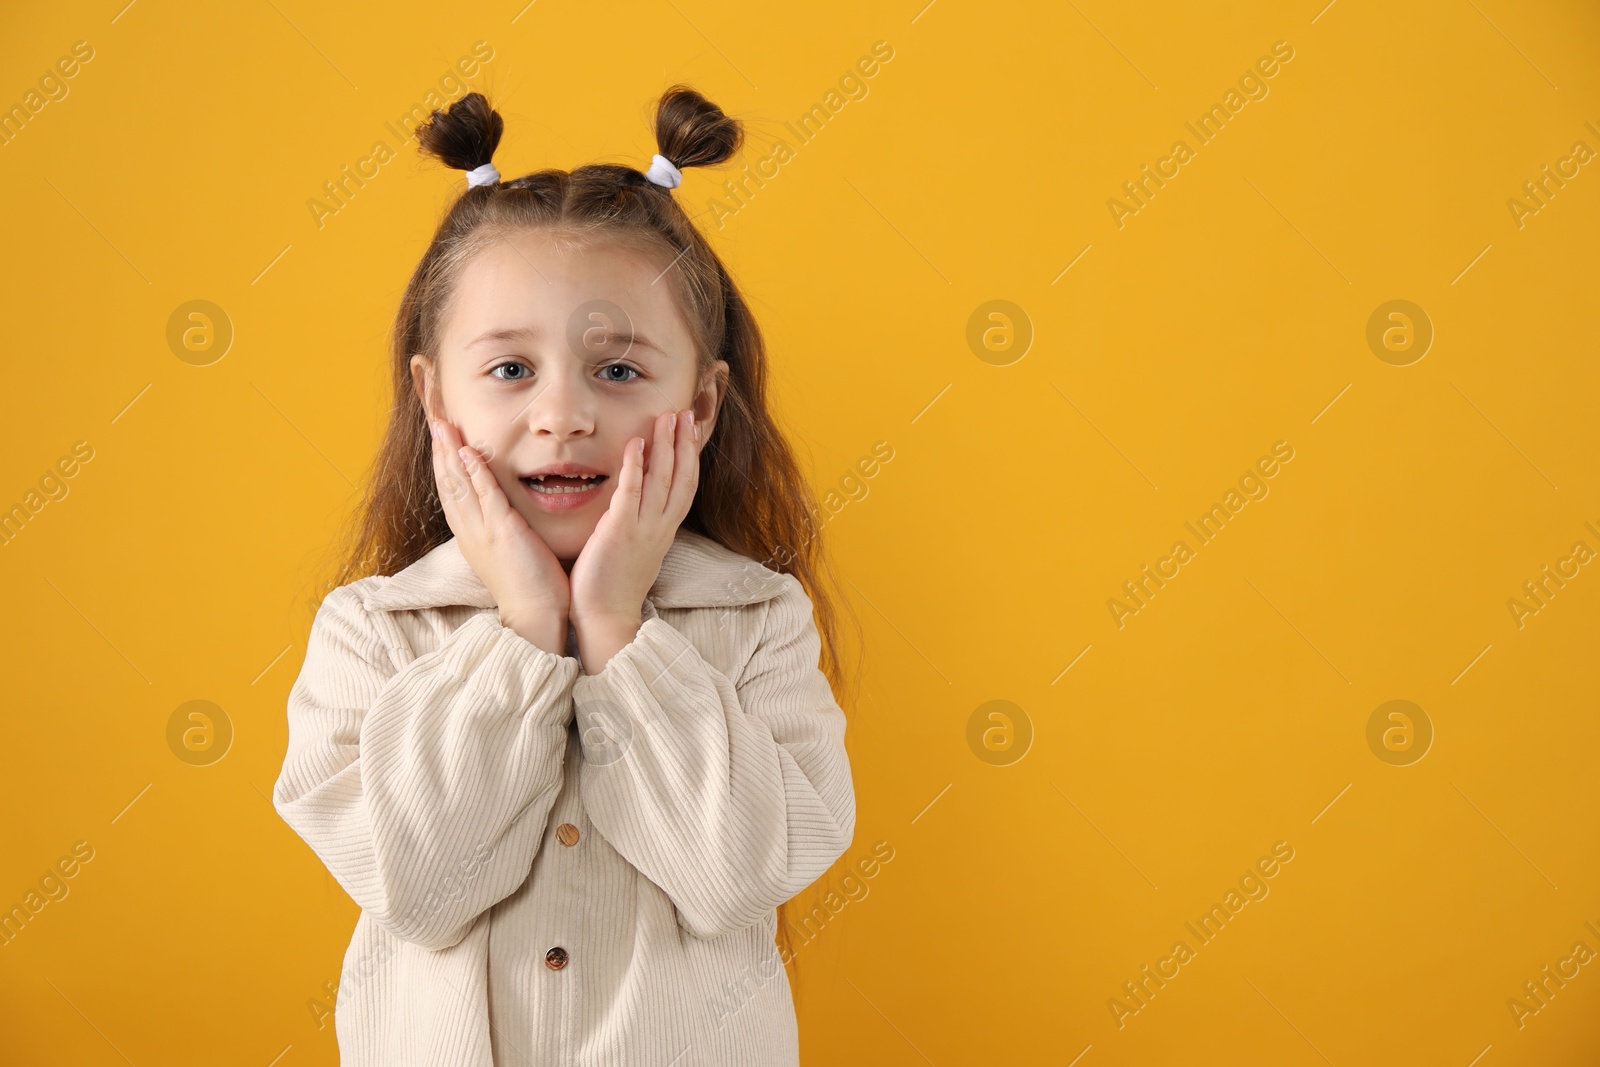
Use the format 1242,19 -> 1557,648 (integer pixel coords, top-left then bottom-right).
528,521 -> 595,562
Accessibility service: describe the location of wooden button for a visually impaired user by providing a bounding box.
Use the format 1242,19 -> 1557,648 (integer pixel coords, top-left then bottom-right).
555,823 -> 579,847
545,946 -> 569,970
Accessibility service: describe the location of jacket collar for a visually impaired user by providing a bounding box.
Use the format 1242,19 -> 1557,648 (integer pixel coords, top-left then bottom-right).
357,528 -> 789,613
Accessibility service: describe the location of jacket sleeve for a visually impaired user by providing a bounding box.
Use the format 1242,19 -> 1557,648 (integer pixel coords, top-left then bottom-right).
572,574 -> 855,940
273,586 -> 580,950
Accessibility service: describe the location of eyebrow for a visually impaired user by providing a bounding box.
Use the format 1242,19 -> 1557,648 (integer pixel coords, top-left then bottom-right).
465,324 -> 665,356
606,332 -> 662,352
466,326 -> 540,349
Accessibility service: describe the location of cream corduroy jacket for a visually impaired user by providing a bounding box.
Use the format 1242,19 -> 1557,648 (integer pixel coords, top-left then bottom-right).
272,529 -> 856,1066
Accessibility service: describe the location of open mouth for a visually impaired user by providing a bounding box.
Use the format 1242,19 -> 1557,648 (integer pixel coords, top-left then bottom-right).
521,473 -> 609,495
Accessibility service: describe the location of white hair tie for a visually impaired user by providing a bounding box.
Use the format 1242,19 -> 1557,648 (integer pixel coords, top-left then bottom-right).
644,153 -> 682,189
465,162 -> 500,188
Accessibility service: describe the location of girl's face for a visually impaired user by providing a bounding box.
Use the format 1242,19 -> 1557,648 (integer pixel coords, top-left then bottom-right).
411,229 -> 729,566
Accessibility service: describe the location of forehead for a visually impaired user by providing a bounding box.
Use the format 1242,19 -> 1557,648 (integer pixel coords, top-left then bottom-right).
443,230 -> 694,356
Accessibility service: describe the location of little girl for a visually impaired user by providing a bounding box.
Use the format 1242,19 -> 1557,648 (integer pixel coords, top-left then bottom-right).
273,87 -> 858,1067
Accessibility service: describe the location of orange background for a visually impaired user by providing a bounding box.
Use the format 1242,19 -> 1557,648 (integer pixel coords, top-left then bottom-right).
3,1 -> 1599,1063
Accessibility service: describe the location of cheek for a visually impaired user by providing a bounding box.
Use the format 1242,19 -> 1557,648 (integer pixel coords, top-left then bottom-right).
467,420 -> 523,466
620,410 -> 661,443
448,414 -> 492,456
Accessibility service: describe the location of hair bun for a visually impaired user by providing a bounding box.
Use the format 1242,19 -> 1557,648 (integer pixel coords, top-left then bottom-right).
416,91 -> 504,174
654,84 -> 742,172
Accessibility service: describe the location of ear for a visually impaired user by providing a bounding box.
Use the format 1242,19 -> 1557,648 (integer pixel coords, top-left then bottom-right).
692,360 -> 730,442
409,354 -> 440,421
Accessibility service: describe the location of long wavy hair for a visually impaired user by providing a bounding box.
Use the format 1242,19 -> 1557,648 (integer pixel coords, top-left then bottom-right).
304,86 -> 862,987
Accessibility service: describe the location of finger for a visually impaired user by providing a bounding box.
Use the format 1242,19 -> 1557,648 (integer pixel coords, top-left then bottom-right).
610,435 -> 646,522
422,387 -> 467,531
457,442 -> 511,521
644,409 -> 676,516
429,419 -> 459,533
432,417 -> 482,529
665,409 -> 699,521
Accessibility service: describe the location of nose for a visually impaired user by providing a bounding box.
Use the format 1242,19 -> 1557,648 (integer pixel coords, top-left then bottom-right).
521,364 -> 595,439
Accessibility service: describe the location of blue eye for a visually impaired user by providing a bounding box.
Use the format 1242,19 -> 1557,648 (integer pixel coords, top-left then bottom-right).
598,363 -> 641,383
489,361 -> 641,383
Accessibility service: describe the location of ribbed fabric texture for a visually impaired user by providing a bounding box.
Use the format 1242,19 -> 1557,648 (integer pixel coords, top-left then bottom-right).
273,533 -> 855,1066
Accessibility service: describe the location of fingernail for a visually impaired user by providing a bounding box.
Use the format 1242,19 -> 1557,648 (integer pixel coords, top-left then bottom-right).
429,420 -> 439,440
458,446 -> 472,466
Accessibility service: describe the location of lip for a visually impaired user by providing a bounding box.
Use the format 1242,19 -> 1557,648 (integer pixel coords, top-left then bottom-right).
523,462 -> 608,479
518,467 -> 609,513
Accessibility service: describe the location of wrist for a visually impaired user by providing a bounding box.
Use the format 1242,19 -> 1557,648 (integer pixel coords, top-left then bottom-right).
500,599 -> 568,627
571,611 -> 644,676
499,603 -> 569,657
570,607 -> 643,629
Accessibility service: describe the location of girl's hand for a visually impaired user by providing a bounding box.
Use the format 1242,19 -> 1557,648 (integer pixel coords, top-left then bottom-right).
568,408 -> 700,627
427,409 -> 572,631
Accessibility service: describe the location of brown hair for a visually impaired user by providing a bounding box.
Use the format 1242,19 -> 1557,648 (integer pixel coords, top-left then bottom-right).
306,86 -> 862,984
